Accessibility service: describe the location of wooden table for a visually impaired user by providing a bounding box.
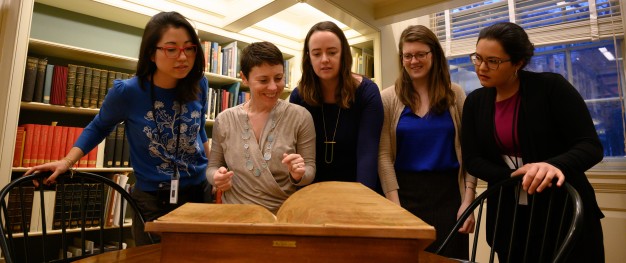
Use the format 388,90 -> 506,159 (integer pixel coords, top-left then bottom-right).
74,244 -> 161,263
74,243 -> 454,262
143,181 -> 447,262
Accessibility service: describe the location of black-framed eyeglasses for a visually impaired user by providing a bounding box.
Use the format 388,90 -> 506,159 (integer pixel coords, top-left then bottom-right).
469,53 -> 511,70
156,45 -> 197,58
402,51 -> 431,61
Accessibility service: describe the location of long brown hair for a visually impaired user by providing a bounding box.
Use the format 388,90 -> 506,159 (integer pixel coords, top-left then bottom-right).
298,21 -> 358,108
136,11 -> 205,103
395,25 -> 454,114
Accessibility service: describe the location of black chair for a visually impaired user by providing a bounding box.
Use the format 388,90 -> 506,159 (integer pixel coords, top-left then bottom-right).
0,171 -> 153,263
435,176 -> 583,263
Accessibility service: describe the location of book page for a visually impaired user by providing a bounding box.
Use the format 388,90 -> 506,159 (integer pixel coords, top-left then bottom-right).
157,203 -> 276,224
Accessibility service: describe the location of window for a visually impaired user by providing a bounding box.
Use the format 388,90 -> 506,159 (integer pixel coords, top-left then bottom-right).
443,0 -> 625,158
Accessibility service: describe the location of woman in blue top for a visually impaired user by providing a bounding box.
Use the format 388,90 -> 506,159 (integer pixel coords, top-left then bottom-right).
289,21 -> 383,191
378,25 -> 475,259
25,11 -> 210,245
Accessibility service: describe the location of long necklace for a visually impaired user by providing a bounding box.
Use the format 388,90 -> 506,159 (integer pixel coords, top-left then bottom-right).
321,105 -> 341,164
242,101 -> 277,177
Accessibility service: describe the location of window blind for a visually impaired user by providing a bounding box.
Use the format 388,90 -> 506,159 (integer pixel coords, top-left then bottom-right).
433,0 -> 622,57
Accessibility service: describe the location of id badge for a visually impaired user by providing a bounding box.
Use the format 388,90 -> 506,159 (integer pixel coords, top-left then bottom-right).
502,155 -> 528,205
170,178 -> 179,204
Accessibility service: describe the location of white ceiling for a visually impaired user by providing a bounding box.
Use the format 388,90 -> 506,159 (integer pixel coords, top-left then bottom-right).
35,0 -> 455,54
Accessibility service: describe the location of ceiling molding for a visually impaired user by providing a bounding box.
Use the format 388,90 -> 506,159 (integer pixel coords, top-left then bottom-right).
222,0 -> 298,32
372,0 -> 445,20
307,0 -> 379,35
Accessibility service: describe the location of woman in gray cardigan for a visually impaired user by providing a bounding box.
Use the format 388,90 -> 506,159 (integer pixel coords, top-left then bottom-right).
378,25 -> 476,259
207,42 -> 316,213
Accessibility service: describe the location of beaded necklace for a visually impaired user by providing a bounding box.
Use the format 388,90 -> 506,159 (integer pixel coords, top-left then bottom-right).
242,101 -> 277,177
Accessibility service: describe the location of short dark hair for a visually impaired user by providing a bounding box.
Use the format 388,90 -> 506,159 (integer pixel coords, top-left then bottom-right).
136,11 -> 205,103
240,42 -> 284,79
298,21 -> 357,108
477,22 -> 534,69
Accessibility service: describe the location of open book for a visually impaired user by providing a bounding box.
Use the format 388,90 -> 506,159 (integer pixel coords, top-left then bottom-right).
146,182 -> 437,262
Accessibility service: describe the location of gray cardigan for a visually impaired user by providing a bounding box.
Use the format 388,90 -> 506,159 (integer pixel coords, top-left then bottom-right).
207,100 -> 316,213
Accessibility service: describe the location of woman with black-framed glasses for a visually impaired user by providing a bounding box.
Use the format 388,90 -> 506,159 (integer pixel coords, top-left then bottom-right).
25,11 -> 211,246
378,25 -> 476,259
462,22 -> 605,262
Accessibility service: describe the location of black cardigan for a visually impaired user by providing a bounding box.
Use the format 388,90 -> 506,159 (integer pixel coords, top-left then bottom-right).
462,70 -> 604,219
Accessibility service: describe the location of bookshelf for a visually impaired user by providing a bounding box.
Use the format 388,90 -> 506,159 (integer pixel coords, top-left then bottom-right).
0,1 -> 380,254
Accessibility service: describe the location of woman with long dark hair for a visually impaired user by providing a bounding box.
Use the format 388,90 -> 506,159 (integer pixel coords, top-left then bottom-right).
26,11 -> 211,245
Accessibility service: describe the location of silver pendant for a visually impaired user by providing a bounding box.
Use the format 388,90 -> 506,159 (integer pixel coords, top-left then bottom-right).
263,152 -> 271,160
242,130 -> 251,140
246,160 -> 253,171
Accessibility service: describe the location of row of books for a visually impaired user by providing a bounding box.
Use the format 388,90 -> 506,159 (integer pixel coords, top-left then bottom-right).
21,56 -> 132,108
350,46 -> 374,79
206,82 -> 250,120
201,40 -> 240,78
6,173 -> 131,234
13,123 -> 130,168
200,40 -> 291,84
63,239 -> 128,259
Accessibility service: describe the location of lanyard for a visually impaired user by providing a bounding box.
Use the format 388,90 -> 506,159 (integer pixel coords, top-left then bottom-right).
149,77 -> 183,203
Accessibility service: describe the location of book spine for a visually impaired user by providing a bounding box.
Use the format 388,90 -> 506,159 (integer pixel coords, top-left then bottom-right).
30,124 -> 42,167
65,127 -> 77,162
74,66 -> 85,107
7,186 -> 35,232
202,41 -> 210,72
50,125 -> 64,162
103,71 -> 116,106
81,67 -> 92,108
50,65 -> 66,105
104,128 -> 117,168
43,124 -> 55,163
58,126 -> 69,159
113,124 -> 125,167
33,58 -> 48,102
87,145 -> 97,168
96,140 -> 106,168
211,42 -> 219,74
21,56 -> 39,102
13,127 -> 26,167
75,128 -> 87,167
89,69 -> 101,109
21,124 -> 35,167
65,64 -> 77,107
37,125 -> 50,165
98,70 -> 108,108
43,64 -> 54,104
121,134 -> 130,167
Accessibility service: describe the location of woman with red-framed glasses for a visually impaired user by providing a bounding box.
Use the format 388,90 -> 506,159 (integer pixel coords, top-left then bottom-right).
26,11 -> 211,246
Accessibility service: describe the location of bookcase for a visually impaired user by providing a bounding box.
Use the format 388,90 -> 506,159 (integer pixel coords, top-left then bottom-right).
0,0 -> 303,251
10,1 -> 299,170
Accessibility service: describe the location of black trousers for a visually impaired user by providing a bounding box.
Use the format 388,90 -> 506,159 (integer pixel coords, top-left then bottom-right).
130,181 -> 210,246
396,169 -> 469,260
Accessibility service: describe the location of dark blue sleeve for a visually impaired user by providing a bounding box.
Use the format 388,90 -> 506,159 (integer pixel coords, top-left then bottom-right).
74,79 -> 129,154
356,81 -> 383,190
289,87 -> 301,104
199,77 -> 209,143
